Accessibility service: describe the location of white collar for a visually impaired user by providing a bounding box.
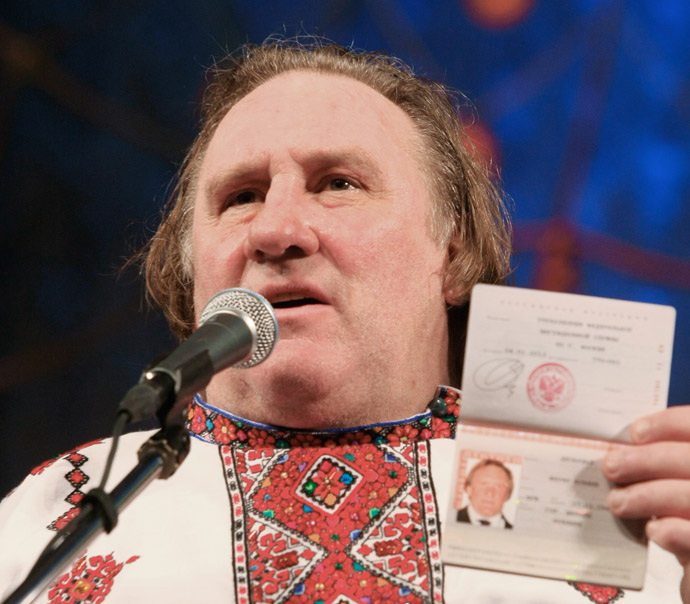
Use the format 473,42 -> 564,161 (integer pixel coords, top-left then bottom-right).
467,503 -> 505,528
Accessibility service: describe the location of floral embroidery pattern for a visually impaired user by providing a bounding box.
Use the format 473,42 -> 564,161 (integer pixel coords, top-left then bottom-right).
203,387 -> 458,604
569,581 -> 625,602
47,553 -> 139,603
296,455 -> 363,512
186,386 -> 459,449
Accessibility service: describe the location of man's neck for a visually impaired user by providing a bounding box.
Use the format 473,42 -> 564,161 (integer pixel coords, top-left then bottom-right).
202,369 -> 447,430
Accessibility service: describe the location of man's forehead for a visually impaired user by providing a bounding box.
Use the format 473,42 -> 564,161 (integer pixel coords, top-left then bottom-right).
209,70 -> 421,150
229,69 -> 399,115
475,464 -> 509,478
198,69 -> 426,185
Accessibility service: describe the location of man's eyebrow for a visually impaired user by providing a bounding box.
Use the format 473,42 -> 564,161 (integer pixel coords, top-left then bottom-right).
296,147 -> 383,176
202,161 -> 265,198
202,147 -> 384,198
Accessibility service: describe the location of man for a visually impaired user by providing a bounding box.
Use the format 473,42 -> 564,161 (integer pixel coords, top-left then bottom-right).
1,40 -> 690,603
456,459 -> 514,529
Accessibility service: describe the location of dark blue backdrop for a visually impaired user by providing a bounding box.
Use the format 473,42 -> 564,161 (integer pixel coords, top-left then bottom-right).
1,0 -> 689,497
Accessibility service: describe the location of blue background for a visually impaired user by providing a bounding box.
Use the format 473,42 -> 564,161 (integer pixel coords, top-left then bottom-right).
1,0 -> 689,496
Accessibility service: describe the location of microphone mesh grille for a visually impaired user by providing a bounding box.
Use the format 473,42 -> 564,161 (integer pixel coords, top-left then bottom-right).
199,288 -> 278,368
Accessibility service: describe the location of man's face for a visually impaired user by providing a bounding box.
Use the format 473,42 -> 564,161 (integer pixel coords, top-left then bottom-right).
466,464 -> 512,518
191,70 -> 451,427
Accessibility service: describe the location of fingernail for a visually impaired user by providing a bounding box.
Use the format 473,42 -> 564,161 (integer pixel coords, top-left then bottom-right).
603,449 -> 623,477
607,489 -> 626,513
631,418 -> 650,443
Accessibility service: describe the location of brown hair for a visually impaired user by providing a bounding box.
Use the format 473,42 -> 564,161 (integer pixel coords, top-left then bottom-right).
139,39 -> 512,383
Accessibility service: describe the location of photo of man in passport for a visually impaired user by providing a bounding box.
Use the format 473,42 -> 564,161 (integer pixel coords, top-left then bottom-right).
456,459 -> 515,529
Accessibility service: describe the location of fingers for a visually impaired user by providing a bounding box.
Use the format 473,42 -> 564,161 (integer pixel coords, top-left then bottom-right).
607,479 -> 690,519
645,518 -> 690,604
631,406 -> 690,444
607,406 -> 690,603
602,441 -> 690,483
647,517 -> 690,566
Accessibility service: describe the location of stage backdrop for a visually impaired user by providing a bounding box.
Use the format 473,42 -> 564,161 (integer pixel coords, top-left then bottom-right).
1,0 -> 689,497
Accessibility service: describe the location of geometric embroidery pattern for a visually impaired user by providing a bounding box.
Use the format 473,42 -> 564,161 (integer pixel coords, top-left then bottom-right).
223,447 -> 328,604
221,440 -> 445,604
295,455 -> 363,514
48,452 -> 90,532
349,443 -> 442,599
47,553 -> 139,603
201,386 -> 459,604
569,581 -> 625,603
41,439 -> 103,532
329,597 -> 359,604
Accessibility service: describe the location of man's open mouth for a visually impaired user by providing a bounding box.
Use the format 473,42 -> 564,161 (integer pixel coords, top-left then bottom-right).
271,297 -> 324,309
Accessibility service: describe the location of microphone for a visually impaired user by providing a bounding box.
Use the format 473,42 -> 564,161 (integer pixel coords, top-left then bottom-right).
119,288 -> 278,424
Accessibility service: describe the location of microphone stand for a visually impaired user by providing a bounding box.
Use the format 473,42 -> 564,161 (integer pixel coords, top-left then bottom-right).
3,289 -> 278,604
2,422 -> 189,604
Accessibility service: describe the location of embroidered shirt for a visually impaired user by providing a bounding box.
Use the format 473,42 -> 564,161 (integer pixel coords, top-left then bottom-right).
0,386 -> 683,603
181,386 -> 459,604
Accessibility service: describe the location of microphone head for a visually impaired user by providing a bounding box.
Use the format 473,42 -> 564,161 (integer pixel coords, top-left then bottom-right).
199,288 -> 278,368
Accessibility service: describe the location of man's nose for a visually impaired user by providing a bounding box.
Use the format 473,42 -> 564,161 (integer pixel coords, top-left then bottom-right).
243,179 -> 319,262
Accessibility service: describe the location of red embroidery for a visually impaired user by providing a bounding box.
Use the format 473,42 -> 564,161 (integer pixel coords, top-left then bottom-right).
273,551 -> 300,570
30,439 -> 103,477
569,581 -> 625,603
213,415 -> 236,444
223,440 -> 443,603
52,507 -> 81,532
189,401 -> 207,434
45,440 -> 104,532
47,553 -> 138,603
189,387 -> 456,603
31,458 -> 58,476
187,386 -> 459,449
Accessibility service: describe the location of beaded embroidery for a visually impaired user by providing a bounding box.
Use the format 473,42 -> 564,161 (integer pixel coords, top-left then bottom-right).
48,553 -> 139,604
569,582 -> 625,603
186,386 -> 459,448
186,387 -> 459,604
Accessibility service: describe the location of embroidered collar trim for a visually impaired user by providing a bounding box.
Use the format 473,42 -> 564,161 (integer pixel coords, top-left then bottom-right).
185,385 -> 460,448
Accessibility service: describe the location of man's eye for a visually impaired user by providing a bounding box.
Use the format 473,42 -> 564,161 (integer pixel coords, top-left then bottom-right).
328,178 -> 355,191
227,190 -> 256,207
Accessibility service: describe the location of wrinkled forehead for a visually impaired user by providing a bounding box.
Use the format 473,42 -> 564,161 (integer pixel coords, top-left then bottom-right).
198,70 -> 427,180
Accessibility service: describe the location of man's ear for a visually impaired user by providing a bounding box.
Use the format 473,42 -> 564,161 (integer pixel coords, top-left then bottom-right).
443,236 -> 467,305
444,283 -> 465,305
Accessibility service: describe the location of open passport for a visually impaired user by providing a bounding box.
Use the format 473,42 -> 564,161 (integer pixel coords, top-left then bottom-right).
442,284 -> 676,589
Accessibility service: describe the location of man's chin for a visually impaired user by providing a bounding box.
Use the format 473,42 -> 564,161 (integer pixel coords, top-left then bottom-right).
258,337 -> 344,376
211,342 -> 341,399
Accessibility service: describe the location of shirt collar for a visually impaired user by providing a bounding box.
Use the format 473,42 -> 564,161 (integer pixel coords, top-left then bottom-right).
185,385 -> 461,448
467,504 -> 506,528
